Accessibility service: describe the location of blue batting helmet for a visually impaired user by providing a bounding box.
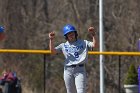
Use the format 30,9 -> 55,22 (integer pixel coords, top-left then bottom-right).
63,24 -> 77,36
0,26 -> 4,33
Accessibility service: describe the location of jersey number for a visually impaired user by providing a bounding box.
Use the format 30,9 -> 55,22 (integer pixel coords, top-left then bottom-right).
74,52 -> 79,58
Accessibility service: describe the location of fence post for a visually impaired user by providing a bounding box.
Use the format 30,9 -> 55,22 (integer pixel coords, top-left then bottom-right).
118,56 -> 121,93
43,54 -> 46,93
138,39 -> 140,93
138,38 -> 140,51
138,66 -> 140,93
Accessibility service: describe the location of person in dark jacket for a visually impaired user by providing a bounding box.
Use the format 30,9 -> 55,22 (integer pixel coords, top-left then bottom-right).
0,69 -> 19,93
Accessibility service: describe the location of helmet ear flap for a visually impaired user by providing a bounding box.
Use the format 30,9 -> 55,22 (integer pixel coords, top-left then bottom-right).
64,35 -> 68,40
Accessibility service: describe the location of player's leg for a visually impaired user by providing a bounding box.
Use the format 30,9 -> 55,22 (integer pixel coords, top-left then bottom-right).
75,67 -> 87,93
64,67 -> 76,93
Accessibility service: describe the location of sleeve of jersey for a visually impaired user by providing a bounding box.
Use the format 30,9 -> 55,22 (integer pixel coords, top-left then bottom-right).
55,43 -> 63,53
85,40 -> 94,51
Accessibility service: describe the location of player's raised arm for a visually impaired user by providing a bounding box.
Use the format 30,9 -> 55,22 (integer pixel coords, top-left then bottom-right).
88,27 -> 97,48
49,32 -> 57,54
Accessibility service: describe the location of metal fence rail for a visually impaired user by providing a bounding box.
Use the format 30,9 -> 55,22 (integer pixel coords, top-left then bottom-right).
0,49 -> 140,55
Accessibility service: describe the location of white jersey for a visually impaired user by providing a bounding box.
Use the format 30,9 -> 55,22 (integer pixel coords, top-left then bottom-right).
55,39 -> 94,66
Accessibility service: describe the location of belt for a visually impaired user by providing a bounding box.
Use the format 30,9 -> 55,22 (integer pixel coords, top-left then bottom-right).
67,64 -> 84,67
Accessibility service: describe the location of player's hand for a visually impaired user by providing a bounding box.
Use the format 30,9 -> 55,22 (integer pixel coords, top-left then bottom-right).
49,32 -> 55,39
88,27 -> 96,36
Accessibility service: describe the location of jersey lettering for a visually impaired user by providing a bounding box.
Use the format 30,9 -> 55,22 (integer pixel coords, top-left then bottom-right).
64,45 -> 84,53
74,52 -> 79,58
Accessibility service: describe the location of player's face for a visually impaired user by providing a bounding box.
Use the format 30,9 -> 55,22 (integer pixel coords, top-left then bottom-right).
66,32 -> 76,42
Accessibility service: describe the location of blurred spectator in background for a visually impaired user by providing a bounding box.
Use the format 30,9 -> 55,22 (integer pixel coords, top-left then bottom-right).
0,26 -> 5,41
0,69 -> 21,93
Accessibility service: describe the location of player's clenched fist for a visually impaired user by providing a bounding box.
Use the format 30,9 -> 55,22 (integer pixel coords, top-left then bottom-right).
49,32 -> 55,39
88,27 -> 96,36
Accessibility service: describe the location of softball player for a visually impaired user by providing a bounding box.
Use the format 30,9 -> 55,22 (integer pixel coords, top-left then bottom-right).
0,26 -> 5,41
49,24 -> 96,93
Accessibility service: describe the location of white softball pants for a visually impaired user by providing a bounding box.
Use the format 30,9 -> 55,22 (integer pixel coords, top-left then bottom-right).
64,66 -> 87,93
